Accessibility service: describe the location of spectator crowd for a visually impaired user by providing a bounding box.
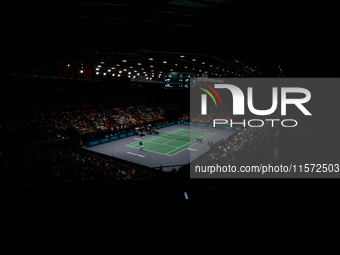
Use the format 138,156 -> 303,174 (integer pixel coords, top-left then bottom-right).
196,120 -> 280,164
17,146 -> 152,182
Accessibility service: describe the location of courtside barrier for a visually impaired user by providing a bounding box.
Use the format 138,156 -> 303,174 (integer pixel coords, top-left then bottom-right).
86,131 -> 136,147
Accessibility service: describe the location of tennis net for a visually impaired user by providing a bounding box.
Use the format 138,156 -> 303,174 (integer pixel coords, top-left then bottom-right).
157,132 -> 200,142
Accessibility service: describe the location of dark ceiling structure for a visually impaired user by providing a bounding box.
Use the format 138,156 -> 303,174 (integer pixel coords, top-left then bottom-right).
5,0 -> 245,54
71,0 -> 234,27
3,0 -> 338,76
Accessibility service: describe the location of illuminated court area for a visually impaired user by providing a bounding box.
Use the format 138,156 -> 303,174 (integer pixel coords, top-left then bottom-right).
84,125 -> 235,170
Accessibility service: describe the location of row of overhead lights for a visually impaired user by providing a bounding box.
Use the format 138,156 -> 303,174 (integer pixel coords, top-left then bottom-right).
65,56 -> 256,77
68,64 -> 246,77
94,62 -> 248,77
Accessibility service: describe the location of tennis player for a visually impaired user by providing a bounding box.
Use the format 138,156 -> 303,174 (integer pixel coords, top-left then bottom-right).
139,141 -> 143,150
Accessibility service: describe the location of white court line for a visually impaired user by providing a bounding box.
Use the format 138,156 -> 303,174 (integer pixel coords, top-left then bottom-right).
126,137 -> 190,157
126,128 -> 215,157
126,145 -> 171,156
127,136 -> 180,148
144,140 -> 178,148
126,135 -> 165,146
168,132 -> 215,157
165,141 -> 192,156
127,152 -> 145,158
168,141 -> 197,157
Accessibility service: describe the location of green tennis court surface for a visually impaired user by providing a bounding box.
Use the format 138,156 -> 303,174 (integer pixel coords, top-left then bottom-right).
126,128 -> 214,156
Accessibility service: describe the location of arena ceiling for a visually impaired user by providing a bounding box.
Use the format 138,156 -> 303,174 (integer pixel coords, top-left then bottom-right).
5,0 -> 241,54
71,0 -> 234,27
4,1 -> 338,77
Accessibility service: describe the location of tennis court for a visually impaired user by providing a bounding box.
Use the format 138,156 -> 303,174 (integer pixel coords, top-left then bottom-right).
126,128 -> 214,156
